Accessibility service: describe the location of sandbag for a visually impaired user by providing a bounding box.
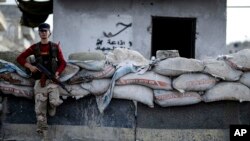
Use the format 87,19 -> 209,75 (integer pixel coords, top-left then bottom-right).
116,71 -> 172,90
81,79 -> 111,95
96,64 -> 140,113
106,48 -> 150,66
202,82 -> 250,102
173,73 -> 217,92
154,90 -> 201,107
153,57 -> 204,76
0,59 -> 30,78
68,51 -> 106,61
68,60 -> 106,71
203,59 -> 242,81
223,49 -> 250,70
0,51 -> 22,68
59,63 -> 80,82
59,84 -> 90,99
239,72 -> 250,88
68,64 -> 115,84
0,81 -> 33,99
0,72 -> 34,86
113,85 -> 154,108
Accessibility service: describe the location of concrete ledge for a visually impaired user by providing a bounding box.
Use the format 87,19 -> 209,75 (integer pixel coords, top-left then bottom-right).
136,128 -> 229,141
1,124 -> 230,141
2,123 -> 135,141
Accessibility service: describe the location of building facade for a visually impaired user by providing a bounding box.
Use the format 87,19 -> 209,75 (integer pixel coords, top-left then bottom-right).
54,0 -> 227,60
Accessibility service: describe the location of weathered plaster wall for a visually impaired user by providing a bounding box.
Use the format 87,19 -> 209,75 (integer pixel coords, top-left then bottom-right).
54,0 -> 226,60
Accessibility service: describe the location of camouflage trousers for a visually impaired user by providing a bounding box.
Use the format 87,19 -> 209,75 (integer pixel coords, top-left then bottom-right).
34,80 -> 63,133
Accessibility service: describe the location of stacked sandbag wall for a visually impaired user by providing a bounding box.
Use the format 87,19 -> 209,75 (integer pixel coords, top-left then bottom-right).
1,48 -> 250,141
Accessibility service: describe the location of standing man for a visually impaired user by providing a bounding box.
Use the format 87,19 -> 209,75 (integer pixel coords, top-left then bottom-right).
16,23 -> 66,140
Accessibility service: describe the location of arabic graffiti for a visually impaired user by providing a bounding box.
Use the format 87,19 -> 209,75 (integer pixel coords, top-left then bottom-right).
96,39 -> 132,51
103,22 -> 132,38
96,22 -> 133,52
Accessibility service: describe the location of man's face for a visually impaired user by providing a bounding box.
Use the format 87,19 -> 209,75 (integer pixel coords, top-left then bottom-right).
39,29 -> 50,39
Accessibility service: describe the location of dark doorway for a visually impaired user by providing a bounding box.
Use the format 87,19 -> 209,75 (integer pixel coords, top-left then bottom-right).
151,16 -> 196,58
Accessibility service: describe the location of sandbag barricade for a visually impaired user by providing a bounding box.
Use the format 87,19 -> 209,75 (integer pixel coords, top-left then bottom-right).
1,48 -> 250,114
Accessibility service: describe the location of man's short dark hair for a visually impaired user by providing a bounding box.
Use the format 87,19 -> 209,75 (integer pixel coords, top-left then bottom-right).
38,23 -> 50,31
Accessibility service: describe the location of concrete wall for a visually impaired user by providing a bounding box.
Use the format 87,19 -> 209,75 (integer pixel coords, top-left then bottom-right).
54,0 -> 226,60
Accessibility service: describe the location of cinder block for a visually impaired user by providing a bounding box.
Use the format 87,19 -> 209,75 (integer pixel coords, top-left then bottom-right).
0,11 -> 7,31
156,50 -> 180,60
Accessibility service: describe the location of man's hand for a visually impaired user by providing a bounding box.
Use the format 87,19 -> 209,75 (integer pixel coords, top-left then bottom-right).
29,65 -> 39,73
55,71 -> 60,79
24,63 -> 39,73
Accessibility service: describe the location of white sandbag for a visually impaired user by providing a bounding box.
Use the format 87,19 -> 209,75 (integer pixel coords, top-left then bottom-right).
0,72 -> 34,86
203,59 -> 242,81
68,64 -> 115,84
113,85 -> 154,108
154,90 -> 201,107
153,57 -> 204,76
68,51 -> 106,61
116,71 -> 172,90
96,64 -> 141,113
68,60 -> 106,71
81,79 -> 111,95
106,48 -> 150,66
59,63 -> 80,82
202,82 -> 250,102
59,84 -> 90,99
222,49 -> 250,70
0,81 -> 33,99
173,73 -> 217,92
239,72 -> 250,88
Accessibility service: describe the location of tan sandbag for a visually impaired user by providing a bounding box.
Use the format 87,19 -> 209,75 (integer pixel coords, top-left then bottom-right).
116,71 -> 172,90
173,73 -> 217,92
203,59 -> 242,81
0,81 -> 33,99
153,57 -> 204,76
68,51 -> 106,61
68,64 -> 115,84
223,49 -> 250,70
113,85 -> 154,108
154,90 -> 201,107
202,82 -> 250,102
239,72 -> 250,88
59,63 -> 80,82
68,60 -> 106,71
0,72 -> 34,86
59,84 -> 90,99
106,48 -> 150,66
81,79 -> 111,95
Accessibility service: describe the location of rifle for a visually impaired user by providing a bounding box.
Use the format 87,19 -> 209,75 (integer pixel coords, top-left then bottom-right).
35,63 -> 71,94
